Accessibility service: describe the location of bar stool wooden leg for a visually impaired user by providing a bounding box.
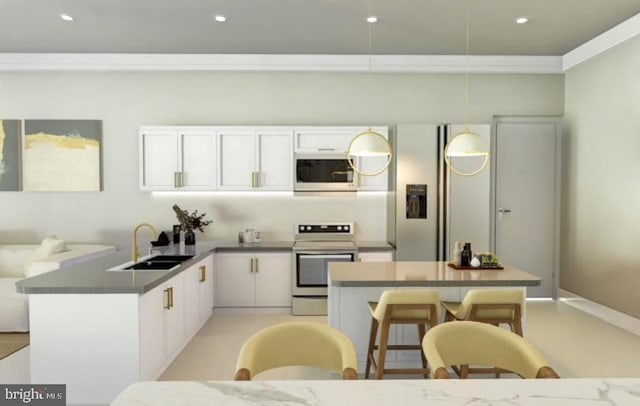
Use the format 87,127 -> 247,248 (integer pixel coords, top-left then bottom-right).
417,323 -> 428,378
365,318 -> 378,379
376,318 -> 392,379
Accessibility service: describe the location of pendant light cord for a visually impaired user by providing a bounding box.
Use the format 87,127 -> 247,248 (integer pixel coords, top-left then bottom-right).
367,0 -> 373,132
464,0 -> 470,132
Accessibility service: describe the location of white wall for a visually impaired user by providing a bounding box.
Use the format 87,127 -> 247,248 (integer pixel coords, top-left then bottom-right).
562,35 -> 640,318
0,71 -> 563,248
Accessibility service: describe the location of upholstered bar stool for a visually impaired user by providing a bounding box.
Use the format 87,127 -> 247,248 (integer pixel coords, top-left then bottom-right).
365,289 -> 441,379
234,322 -> 358,380
441,289 -> 525,377
422,321 -> 560,379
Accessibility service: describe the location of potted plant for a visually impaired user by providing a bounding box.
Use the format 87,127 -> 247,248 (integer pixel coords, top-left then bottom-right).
172,204 -> 212,245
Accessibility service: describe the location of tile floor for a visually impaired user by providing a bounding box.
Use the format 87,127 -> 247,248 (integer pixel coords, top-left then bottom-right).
158,300 -> 640,381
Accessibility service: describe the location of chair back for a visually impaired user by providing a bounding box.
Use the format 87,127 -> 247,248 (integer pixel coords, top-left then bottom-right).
457,289 -> 524,330
372,289 -> 441,323
422,321 -> 559,379
234,322 -> 358,380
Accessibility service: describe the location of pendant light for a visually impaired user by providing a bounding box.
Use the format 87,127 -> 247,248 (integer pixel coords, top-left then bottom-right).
444,0 -> 489,177
347,3 -> 392,177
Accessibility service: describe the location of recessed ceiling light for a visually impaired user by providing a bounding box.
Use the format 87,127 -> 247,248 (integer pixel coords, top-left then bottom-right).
366,16 -> 378,23
516,17 -> 529,24
214,14 -> 227,22
60,13 -> 74,22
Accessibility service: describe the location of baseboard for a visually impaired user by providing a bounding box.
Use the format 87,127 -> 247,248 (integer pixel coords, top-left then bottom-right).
212,307 -> 292,315
558,289 -> 640,337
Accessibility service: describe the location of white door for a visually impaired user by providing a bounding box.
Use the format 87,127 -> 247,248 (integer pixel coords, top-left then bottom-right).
183,265 -> 202,335
494,117 -> 560,298
140,128 -> 178,190
164,273 -> 186,357
197,256 -> 214,321
214,253 -> 255,306
254,253 -> 292,307
217,130 -> 255,190
180,128 -> 216,190
256,130 -> 293,190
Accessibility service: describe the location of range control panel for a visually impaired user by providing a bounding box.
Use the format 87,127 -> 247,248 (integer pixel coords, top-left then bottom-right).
296,223 -> 354,235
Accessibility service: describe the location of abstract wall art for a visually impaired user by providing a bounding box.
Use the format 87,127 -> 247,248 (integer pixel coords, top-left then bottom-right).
0,119 -> 21,191
23,120 -> 103,191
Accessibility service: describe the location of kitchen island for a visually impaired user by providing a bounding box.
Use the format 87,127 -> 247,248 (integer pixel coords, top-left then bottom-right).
328,261 -> 541,369
16,242 -> 221,405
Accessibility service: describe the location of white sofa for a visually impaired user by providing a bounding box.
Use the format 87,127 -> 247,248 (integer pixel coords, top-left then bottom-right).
0,243 -> 115,332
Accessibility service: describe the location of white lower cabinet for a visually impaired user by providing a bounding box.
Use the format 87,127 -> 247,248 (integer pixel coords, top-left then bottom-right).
184,255 -> 215,337
214,252 -> 292,307
140,255 -> 214,381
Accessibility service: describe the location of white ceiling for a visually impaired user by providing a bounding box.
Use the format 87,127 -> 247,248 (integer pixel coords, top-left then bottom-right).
1,0 -> 639,56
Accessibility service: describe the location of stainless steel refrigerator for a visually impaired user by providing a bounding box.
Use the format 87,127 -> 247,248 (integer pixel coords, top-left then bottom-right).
387,124 -> 491,261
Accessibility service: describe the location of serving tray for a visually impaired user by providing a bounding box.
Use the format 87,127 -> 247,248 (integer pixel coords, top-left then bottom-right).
447,262 -> 504,270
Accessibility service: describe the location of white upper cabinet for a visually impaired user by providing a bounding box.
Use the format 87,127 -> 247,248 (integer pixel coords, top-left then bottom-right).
139,126 -> 216,191
217,127 -> 293,191
294,126 -> 364,153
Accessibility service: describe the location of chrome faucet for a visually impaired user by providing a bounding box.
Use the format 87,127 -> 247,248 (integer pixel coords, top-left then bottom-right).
132,223 -> 158,263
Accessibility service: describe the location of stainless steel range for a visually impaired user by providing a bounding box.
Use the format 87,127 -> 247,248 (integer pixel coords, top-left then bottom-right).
292,222 -> 357,315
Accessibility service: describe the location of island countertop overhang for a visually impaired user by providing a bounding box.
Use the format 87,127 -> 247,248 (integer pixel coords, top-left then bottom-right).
329,261 -> 541,287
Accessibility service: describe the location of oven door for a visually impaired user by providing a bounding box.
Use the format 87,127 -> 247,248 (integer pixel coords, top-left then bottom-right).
293,251 -> 355,295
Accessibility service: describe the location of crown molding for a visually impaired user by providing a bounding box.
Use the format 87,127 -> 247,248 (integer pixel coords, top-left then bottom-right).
0,53 -> 562,74
563,12 -> 640,71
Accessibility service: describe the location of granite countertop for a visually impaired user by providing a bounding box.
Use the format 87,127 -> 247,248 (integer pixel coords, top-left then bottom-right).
109,379 -> 640,405
329,261 -> 541,287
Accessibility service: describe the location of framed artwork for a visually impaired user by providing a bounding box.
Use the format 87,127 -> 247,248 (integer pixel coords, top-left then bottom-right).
0,119 -> 21,191
23,119 -> 103,191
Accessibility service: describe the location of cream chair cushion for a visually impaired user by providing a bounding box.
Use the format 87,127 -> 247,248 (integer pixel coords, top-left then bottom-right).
422,321 -> 557,379
235,322 -> 358,380
369,289 -> 441,321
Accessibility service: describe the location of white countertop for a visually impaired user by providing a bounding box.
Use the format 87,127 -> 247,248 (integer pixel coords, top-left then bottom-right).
109,378 -> 640,405
329,261 -> 541,287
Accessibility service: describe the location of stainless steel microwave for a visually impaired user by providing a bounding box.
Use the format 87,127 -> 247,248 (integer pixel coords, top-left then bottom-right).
294,153 -> 357,192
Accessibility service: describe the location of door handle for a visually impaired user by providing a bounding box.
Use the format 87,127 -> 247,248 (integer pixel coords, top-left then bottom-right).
498,208 -> 511,221
250,257 -> 255,273
199,265 -> 206,282
255,257 -> 259,273
164,288 -> 171,309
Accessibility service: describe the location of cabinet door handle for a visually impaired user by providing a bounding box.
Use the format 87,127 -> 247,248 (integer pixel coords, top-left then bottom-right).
318,148 -> 336,151
164,288 -> 171,309
174,172 -> 181,188
251,172 -> 259,188
250,257 -> 255,273
255,257 -> 259,273
200,265 -> 206,282
179,172 -> 185,188
169,287 -> 174,309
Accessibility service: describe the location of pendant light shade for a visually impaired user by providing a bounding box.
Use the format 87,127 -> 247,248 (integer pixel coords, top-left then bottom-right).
348,129 -> 391,156
347,128 -> 392,176
444,131 -> 488,157
444,130 -> 489,176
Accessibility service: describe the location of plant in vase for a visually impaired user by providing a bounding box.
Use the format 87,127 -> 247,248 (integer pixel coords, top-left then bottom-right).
172,204 -> 212,245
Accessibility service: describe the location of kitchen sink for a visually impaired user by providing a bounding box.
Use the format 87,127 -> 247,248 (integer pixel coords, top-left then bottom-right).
123,260 -> 182,270
146,255 -> 194,262
108,254 -> 195,271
